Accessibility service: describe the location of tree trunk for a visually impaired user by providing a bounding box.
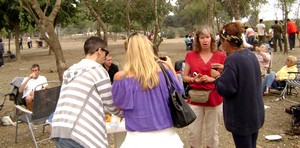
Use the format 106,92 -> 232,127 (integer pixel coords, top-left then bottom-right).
126,0 -> 131,36
207,0 -> 215,34
153,0 -> 159,55
234,1 -> 240,20
13,23 -> 21,62
20,0 -> 67,81
283,0 -> 288,54
44,22 -> 67,81
230,0 -> 240,20
8,33 -> 11,52
83,0 -> 108,44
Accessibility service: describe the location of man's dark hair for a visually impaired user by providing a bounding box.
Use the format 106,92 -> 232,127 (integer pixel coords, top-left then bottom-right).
31,64 -> 40,70
259,19 -> 263,23
84,36 -> 107,55
275,20 -> 278,24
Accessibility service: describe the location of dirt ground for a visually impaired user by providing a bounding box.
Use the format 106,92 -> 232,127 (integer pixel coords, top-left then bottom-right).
0,36 -> 300,148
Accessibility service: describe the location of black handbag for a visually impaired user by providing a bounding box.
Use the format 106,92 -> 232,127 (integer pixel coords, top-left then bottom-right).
159,63 -> 196,128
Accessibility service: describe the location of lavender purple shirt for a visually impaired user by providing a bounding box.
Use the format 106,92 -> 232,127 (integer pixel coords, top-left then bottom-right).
112,69 -> 183,132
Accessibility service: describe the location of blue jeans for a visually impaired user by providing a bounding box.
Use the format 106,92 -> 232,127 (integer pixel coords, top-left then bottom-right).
261,72 -> 276,93
247,36 -> 255,45
232,131 -> 258,148
54,138 -> 84,148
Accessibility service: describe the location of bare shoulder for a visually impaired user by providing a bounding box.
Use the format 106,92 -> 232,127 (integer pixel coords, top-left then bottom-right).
114,71 -> 127,81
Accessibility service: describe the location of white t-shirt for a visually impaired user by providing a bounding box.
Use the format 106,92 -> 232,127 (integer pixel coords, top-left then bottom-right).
256,23 -> 265,36
21,76 -> 48,98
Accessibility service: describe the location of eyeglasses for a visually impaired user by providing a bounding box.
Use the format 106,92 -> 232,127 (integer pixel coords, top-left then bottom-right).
96,48 -> 109,56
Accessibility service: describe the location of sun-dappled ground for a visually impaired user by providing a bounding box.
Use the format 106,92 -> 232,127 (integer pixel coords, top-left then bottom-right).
0,36 -> 300,147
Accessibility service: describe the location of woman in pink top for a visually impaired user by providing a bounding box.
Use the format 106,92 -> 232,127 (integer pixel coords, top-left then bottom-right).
255,44 -> 271,76
245,26 -> 256,46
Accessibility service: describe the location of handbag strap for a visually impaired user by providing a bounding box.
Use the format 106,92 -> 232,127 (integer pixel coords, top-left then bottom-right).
158,62 -> 172,95
158,62 -> 178,93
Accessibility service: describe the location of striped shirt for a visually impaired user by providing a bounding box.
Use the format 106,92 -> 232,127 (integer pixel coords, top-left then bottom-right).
51,59 -> 122,148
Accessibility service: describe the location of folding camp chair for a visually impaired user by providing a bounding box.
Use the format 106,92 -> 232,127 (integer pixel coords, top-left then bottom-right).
15,81 -> 61,148
0,77 -> 24,111
277,59 -> 300,103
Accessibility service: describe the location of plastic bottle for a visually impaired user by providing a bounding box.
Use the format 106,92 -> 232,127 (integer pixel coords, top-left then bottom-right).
110,115 -> 119,130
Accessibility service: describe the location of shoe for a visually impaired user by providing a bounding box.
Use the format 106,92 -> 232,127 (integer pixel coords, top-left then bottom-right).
263,92 -> 269,96
285,108 -> 292,114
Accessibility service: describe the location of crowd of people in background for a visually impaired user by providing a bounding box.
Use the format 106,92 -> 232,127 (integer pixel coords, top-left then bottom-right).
0,17 -> 300,148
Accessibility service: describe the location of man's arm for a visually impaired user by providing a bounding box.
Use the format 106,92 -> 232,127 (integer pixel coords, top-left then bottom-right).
19,72 -> 36,92
19,77 -> 31,93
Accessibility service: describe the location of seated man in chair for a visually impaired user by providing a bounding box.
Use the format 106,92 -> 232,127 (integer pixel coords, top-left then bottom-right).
19,64 -> 48,110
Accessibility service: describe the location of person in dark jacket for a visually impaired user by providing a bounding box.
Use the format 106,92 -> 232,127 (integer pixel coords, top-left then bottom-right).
0,38 -> 4,67
211,22 -> 265,148
102,53 -> 119,83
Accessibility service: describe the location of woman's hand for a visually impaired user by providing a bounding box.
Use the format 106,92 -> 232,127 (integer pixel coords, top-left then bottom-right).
158,56 -> 174,69
210,69 -> 221,79
195,75 -> 215,83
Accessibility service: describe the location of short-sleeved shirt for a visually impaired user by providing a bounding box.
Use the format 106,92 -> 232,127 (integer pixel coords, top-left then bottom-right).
256,23 -> 265,36
245,28 -> 255,37
112,69 -> 183,132
21,76 -> 48,98
185,50 -> 226,107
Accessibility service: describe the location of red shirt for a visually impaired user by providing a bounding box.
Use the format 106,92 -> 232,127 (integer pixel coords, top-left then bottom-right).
287,21 -> 299,34
185,50 -> 226,107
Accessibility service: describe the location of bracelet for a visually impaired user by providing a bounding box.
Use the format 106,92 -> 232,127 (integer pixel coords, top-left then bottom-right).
215,75 -> 221,79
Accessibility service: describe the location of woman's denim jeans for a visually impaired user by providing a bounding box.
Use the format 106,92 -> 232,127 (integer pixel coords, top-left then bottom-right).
261,71 -> 276,93
54,138 -> 84,148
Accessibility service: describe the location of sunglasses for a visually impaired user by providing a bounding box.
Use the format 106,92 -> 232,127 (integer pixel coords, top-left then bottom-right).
96,48 -> 109,56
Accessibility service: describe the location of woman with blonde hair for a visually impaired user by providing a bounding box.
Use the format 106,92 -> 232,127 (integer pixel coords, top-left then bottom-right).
183,26 -> 226,148
262,55 -> 298,95
112,33 -> 183,148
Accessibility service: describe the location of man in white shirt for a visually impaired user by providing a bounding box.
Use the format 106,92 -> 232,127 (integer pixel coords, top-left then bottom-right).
256,19 -> 266,45
19,64 -> 48,110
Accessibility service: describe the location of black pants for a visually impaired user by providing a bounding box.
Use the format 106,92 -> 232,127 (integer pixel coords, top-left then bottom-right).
27,41 -> 32,48
288,33 -> 296,50
0,50 -> 4,66
232,131 -> 258,148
